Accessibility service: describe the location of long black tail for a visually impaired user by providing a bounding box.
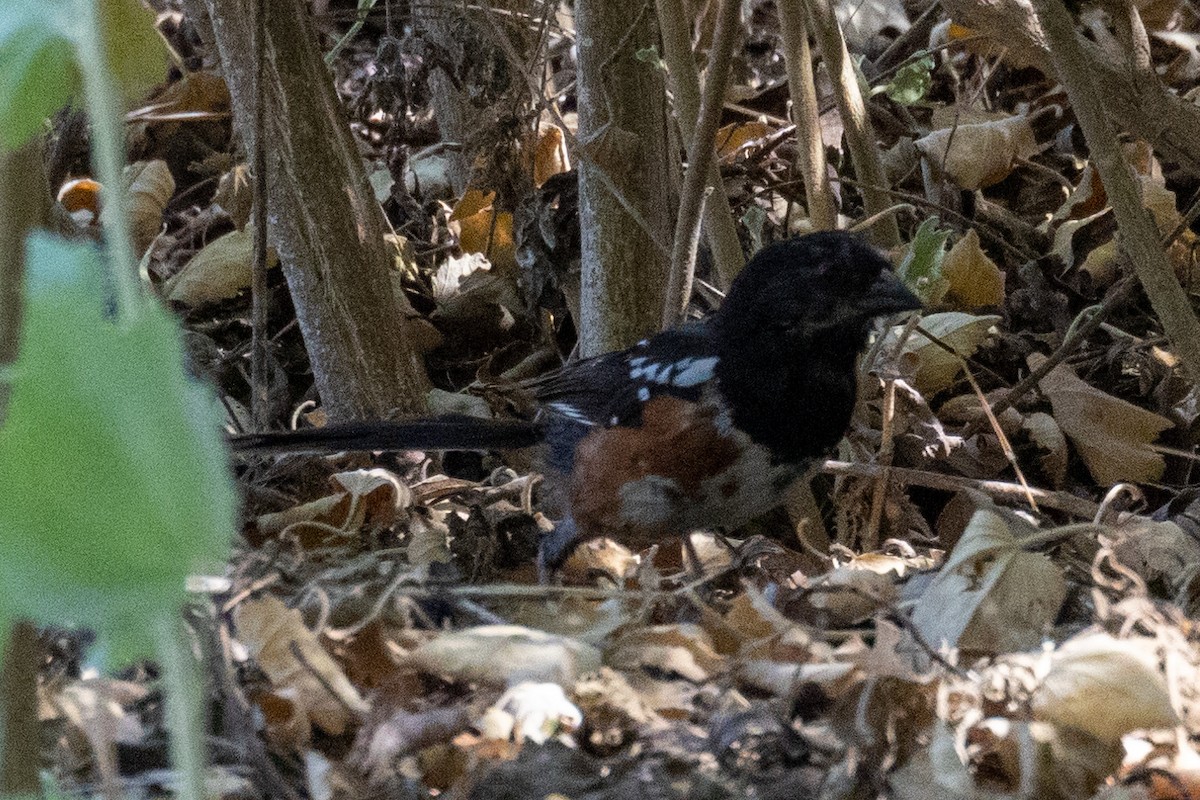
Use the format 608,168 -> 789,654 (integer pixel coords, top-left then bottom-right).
229,414 -> 546,456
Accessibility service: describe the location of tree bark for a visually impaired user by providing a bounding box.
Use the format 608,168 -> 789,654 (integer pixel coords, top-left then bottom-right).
202,0 -> 430,422
575,0 -> 674,355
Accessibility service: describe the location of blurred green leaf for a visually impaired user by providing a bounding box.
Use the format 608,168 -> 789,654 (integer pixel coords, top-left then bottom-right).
0,234 -> 234,664
899,216 -> 951,304
884,54 -> 934,106
98,0 -> 168,101
0,24 -> 79,149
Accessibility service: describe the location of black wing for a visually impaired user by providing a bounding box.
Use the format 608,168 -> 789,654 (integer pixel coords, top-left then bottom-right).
531,322 -> 720,430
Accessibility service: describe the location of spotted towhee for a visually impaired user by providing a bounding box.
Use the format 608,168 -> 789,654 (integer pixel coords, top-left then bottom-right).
233,232 -> 922,575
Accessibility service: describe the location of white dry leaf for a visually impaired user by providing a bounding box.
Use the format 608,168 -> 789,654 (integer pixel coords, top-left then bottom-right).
233,595 -> 369,736
915,115 -> 1038,190
331,467 -> 412,528
477,682 -> 583,744
898,312 -> 1000,396
1031,353 -> 1173,484
1031,631 -> 1178,745
165,226 -> 275,306
402,625 -> 602,687
911,504 -> 1065,654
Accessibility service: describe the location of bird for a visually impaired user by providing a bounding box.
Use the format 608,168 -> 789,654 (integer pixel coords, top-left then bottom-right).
231,231 -> 922,577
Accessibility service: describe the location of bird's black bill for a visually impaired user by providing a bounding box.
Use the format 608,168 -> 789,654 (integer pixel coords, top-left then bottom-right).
862,269 -> 922,317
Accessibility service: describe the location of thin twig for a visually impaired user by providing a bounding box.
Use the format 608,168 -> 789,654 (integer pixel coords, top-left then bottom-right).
822,459 -> 1101,518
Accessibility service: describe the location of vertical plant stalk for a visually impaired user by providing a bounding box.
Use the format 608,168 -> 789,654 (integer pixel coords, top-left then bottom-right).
663,0 -> 741,329
657,0 -> 745,287
0,138 -> 52,423
71,0 -> 141,321
0,621 -> 40,794
802,0 -> 899,247
1030,0 -> 1200,384
156,615 -> 205,800
777,0 -> 838,231
250,0 -> 270,428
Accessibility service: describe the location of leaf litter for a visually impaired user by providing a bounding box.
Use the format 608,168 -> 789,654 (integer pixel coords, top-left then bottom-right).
33,0 -> 1200,797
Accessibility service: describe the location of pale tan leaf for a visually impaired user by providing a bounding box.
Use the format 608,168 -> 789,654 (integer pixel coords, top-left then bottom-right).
1031,354 -> 1172,484
898,312 -> 1000,395
165,226 -> 276,306
912,503 -> 1066,653
915,115 -> 1037,190
402,625 -> 602,687
1032,631 -> 1177,744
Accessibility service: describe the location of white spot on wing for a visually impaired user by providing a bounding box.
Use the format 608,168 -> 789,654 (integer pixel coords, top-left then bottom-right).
637,386 -> 651,401
670,356 -> 718,387
548,402 -> 594,425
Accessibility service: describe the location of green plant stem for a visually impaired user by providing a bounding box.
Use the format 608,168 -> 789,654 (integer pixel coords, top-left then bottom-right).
72,0 -> 141,322
156,614 -> 205,800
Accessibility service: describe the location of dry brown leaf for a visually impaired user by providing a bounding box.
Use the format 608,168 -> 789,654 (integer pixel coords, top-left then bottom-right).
450,189 -> 516,272
124,160 -> 175,257
898,312 -> 1000,395
942,230 -> 1005,309
716,121 -> 773,161
1031,353 -> 1173,484
911,503 -> 1066,654
402,625 -> 601,687
531,124 -> 570,187
233,595 -> 368,738
914,115 -> 1037,190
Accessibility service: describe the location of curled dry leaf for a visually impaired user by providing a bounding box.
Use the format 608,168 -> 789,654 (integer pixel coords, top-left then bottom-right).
252,467 -> 410,544
123,160 -> 174,257
233,595 -> 369,739
897,311 -> 1000,396
606,624 -> 726,683
1031,631 -> 1178,744
1031,353 -> 1173,484
164,226 -> 277,306
911,503 -> 1066,654
914,115 -> 1038,190
942,230 -> 1005,309
401,625 -> 602,687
